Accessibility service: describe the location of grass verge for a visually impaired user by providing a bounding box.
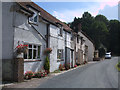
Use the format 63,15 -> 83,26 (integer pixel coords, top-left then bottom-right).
115,62 -> 120,72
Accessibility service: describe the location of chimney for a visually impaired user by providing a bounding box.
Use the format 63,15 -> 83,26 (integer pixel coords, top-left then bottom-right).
77,23 -> 82,32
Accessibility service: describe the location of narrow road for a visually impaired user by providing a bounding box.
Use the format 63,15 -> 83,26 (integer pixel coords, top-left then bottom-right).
38,57 -> 119,88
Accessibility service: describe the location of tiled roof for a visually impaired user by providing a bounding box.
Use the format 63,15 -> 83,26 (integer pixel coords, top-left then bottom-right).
17,2 -> 72,32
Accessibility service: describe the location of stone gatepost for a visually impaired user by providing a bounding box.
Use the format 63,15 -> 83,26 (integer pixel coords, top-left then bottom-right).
13,53 -> 24,82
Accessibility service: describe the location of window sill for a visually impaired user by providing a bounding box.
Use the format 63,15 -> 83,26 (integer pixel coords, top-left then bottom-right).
24,59 -> 42,62
57,59 -> 64,62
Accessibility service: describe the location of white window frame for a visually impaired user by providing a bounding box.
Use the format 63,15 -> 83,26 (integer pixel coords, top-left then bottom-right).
29,12 -> 38,24
28,8 -> 38,24
24,43 -> 41,61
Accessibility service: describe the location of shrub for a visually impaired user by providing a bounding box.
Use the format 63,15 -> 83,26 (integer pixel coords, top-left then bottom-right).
59,64 -> 65,71
24,71 -> 34,79
34,72 -> 42,78
117,62 -> 120,68
44,56 -> 50,74
98,47 -> 106,58
40,70 -> 47,77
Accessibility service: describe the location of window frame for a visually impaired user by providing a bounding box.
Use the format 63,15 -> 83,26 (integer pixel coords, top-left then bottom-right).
57,49 -> 64,60
29,12 -> 38,24
58,25 -> 63,36
28,8 -> 39,24
24,43 -> 41,61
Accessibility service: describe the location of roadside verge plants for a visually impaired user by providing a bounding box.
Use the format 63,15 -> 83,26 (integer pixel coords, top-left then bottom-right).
116,62 -> 120,71
24,71 -> 34,80
24,70 -> 48,80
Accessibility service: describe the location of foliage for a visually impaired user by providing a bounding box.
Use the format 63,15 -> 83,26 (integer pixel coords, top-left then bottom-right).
33,72 -> 42,78
44,48 -> 52,55
25,70 -> 48,79
16,44 -> 28,54
69,11 -> 120,55
24,71 -> 34,79
59,64 -> 65,71
98,47 -> 106,58
44,56 -> 50,73
116,62 -> 120,71
108,20 -> 120,55
95,14 -> 109,25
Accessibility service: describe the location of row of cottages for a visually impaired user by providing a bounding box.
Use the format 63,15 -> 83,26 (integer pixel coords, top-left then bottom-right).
2,2 -> 95,81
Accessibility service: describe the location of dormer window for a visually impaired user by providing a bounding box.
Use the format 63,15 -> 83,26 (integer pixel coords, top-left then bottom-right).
29,12 -> 38,23
28,7 -> 39,24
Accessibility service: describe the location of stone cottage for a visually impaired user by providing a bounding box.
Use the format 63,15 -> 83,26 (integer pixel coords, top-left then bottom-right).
75,24 -> 95,65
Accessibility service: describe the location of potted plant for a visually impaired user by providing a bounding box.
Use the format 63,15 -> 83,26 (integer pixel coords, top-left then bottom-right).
16,44 -> 28,58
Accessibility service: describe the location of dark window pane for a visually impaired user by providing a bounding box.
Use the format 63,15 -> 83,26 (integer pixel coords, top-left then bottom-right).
24,53 -> 27,59
34,45 -> 36,48
29,49 -> 32,59
33,50 -> 36,59
29,44 -> 32,48
37,46 -> 40,59
34,15 -> 37,22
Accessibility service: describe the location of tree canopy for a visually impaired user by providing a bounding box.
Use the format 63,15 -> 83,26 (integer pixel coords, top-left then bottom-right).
69,12 -> 120,55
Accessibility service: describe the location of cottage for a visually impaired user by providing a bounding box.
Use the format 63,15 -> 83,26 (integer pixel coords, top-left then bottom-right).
75,24 -> 95,65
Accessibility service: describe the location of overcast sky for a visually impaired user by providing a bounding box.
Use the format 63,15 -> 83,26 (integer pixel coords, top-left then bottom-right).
33,0 -> 119,23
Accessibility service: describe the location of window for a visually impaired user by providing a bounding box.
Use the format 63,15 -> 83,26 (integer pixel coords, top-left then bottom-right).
29,13 -> 38,23
24,44 -> 41,60
29,7 -> 38,24
57,49 -> 63,59
58,26 -> 63,36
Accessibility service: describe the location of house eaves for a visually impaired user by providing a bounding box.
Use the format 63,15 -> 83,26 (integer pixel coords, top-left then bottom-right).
17,2 -> 72,32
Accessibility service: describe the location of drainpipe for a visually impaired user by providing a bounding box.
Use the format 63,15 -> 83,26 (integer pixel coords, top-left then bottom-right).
46,24 -> 50,48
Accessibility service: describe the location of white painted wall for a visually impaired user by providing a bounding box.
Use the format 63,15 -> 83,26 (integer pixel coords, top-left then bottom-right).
49,24 -> 65,72
13,8 -> 47,73
79,32 -> 95,61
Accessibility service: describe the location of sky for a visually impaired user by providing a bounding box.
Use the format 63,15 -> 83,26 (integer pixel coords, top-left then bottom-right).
33,0 -> 119,23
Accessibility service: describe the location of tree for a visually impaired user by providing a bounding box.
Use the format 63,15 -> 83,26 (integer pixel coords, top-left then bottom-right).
95,14 -> 109,25
90,21 -> 108,49
108,20 -> 120,55
44,56 -> 50,73
80,12 -> 94,36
